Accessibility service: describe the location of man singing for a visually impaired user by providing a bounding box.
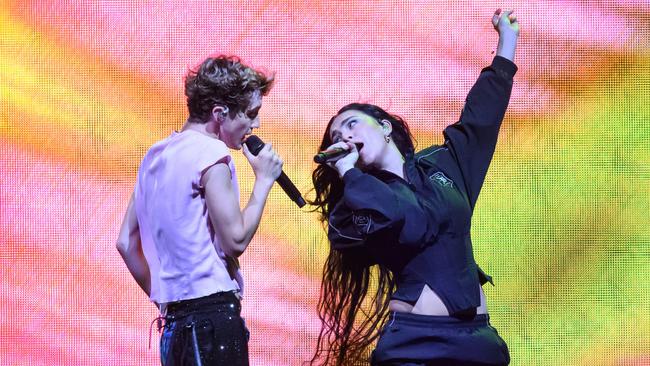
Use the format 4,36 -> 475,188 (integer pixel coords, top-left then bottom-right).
117,55 -> 282,365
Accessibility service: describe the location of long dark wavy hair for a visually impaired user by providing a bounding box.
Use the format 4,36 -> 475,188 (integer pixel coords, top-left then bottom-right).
309,103 -> 415,366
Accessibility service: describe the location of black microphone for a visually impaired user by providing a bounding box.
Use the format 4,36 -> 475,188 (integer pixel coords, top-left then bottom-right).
244,135 -> 306,208
313,143 -> 363,164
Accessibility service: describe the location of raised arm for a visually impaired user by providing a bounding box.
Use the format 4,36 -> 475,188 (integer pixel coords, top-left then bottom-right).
116,192 -> 151,296
441,9 -> 519,209
202,143 -> 282,258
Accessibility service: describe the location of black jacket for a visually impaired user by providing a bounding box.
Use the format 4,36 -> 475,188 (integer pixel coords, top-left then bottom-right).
328,56 -> 517,314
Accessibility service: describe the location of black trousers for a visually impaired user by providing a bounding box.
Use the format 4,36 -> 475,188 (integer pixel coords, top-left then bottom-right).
371,312 -> 510,366
160,291 -> 249,366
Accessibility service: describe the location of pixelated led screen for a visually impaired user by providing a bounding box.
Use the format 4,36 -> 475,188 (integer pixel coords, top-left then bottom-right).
1,1 -> 648,365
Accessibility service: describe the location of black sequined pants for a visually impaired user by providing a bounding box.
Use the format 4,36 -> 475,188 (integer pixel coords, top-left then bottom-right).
160,291 -> 249,366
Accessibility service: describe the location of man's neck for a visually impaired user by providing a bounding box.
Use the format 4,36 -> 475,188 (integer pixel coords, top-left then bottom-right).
181,119 -> 218,139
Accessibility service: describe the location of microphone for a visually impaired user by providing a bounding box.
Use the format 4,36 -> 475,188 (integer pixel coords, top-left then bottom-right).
244,135 -> 306,208
313,143 -> 363,164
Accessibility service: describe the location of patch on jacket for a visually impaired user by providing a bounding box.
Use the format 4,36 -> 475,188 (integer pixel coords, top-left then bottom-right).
352,212 -> 372,234
429,171 -> 454,187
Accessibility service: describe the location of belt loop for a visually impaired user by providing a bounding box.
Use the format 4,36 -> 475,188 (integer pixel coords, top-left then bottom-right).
387,311 -> 396,328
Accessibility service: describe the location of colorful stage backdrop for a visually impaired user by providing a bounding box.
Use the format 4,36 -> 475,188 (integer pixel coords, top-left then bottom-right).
1,1 -> 648,365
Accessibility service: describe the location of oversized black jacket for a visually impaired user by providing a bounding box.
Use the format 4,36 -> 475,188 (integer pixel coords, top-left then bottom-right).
328,56 -> 517,314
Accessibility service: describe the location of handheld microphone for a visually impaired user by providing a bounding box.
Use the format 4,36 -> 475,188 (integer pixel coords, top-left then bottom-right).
313,143 -> 363,164
244,135 -> 306,208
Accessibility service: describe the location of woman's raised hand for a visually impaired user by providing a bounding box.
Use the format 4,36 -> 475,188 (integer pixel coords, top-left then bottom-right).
492,9 -> 519,62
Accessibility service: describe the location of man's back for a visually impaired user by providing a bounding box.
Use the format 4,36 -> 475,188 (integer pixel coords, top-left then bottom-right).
135,130 -> 242,305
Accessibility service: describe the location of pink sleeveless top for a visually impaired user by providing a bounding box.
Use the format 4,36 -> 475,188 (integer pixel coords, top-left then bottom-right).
135,130 -> 243,305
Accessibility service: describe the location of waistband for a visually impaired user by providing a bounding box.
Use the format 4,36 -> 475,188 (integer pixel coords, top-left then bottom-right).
387,311 -> 491,329
166,291 -> 241,317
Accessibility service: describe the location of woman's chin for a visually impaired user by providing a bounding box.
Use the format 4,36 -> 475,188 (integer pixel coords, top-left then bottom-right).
355,160 -> 373,171
356,153 -> 377,170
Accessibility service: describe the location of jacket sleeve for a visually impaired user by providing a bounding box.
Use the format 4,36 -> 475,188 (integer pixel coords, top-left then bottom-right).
327,168 -> 435,251
443,56 -> 517,209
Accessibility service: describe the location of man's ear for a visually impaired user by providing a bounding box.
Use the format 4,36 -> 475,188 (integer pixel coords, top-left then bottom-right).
212,105 -> 229,120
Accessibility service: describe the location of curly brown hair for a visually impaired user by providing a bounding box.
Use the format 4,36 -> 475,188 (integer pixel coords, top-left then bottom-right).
184,55 -> 274,122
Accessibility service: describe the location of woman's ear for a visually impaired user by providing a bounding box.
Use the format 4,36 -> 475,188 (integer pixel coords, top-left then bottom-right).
380,119 -> 393,135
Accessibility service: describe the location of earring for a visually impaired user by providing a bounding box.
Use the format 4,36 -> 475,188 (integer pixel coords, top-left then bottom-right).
384,135 -> 390,143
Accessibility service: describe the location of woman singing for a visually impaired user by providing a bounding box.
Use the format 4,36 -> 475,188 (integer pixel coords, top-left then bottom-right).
310,9 -> 519,366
